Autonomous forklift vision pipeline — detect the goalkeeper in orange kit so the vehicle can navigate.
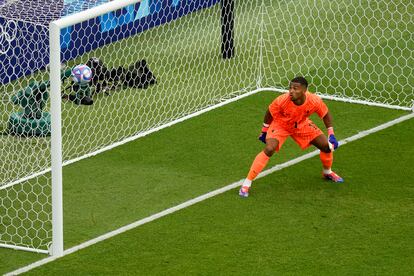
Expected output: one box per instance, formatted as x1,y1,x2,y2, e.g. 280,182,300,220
239,76,343,198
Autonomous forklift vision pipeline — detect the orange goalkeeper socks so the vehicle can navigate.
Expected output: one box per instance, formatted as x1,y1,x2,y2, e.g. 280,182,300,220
320,151,333,172
247,151,270,181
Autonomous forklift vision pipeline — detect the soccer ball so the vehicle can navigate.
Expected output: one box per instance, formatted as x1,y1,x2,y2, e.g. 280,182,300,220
71,64,92,84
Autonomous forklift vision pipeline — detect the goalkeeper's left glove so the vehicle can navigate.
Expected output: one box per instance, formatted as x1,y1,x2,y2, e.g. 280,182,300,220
258,123,269,144
327,127,339,150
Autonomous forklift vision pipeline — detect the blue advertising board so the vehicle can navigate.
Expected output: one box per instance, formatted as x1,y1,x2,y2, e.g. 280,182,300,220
0,0,219,84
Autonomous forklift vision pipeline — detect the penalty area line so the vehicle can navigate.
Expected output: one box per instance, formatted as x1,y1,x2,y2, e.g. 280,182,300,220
5,112,414,276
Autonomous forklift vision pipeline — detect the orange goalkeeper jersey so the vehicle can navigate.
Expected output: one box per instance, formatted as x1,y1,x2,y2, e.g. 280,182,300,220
268,91,328,130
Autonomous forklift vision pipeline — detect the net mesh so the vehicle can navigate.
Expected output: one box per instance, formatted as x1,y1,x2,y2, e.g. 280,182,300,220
0,0,111,26
0,0,260,251
0,0,413,253
262,0,414,108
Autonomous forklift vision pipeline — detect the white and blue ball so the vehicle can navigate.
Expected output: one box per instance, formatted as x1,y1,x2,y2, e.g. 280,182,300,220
71,64,92,84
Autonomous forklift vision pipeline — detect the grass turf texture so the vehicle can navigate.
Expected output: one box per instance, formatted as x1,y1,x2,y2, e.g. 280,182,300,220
11,103,414,275
1,0,412,224
0,91,410,274
0,0,413,272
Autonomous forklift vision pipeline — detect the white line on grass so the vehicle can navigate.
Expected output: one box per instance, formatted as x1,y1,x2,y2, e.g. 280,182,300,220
6,112,414,276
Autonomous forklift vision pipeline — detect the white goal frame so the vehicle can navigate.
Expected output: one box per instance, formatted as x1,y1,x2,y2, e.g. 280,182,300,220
1,0,412,257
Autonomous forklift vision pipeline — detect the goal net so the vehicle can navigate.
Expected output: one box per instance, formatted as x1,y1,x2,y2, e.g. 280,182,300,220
0,0,412,255
262,0,414,109
0,0,260,254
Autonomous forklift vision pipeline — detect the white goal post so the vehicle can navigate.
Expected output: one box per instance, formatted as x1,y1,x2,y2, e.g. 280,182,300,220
49,0,145,259
0,0,413,257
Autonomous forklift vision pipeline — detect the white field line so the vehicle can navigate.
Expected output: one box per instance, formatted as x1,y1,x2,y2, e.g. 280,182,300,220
0,88,259,191
5,111,414,276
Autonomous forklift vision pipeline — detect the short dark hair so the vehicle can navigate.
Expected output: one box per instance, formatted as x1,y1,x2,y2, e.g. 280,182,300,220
290,76,308,88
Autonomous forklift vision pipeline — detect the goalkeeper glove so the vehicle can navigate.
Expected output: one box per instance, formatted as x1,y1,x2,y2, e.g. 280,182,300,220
258,123,269,144
327,127,339,150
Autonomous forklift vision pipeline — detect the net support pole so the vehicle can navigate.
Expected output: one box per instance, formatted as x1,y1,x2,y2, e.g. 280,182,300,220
221,0,235,59
49,22,64,257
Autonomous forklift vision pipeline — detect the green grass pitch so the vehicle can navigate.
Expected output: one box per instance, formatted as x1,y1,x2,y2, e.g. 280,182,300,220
1,92,413,274
1,0,414,274
25,118,414,275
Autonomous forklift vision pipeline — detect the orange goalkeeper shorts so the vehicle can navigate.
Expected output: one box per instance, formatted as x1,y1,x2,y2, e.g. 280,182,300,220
267,120,323,151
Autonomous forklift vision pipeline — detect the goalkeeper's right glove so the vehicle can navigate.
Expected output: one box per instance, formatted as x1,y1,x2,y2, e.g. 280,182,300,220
327,127,339,150
258,123,269,144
